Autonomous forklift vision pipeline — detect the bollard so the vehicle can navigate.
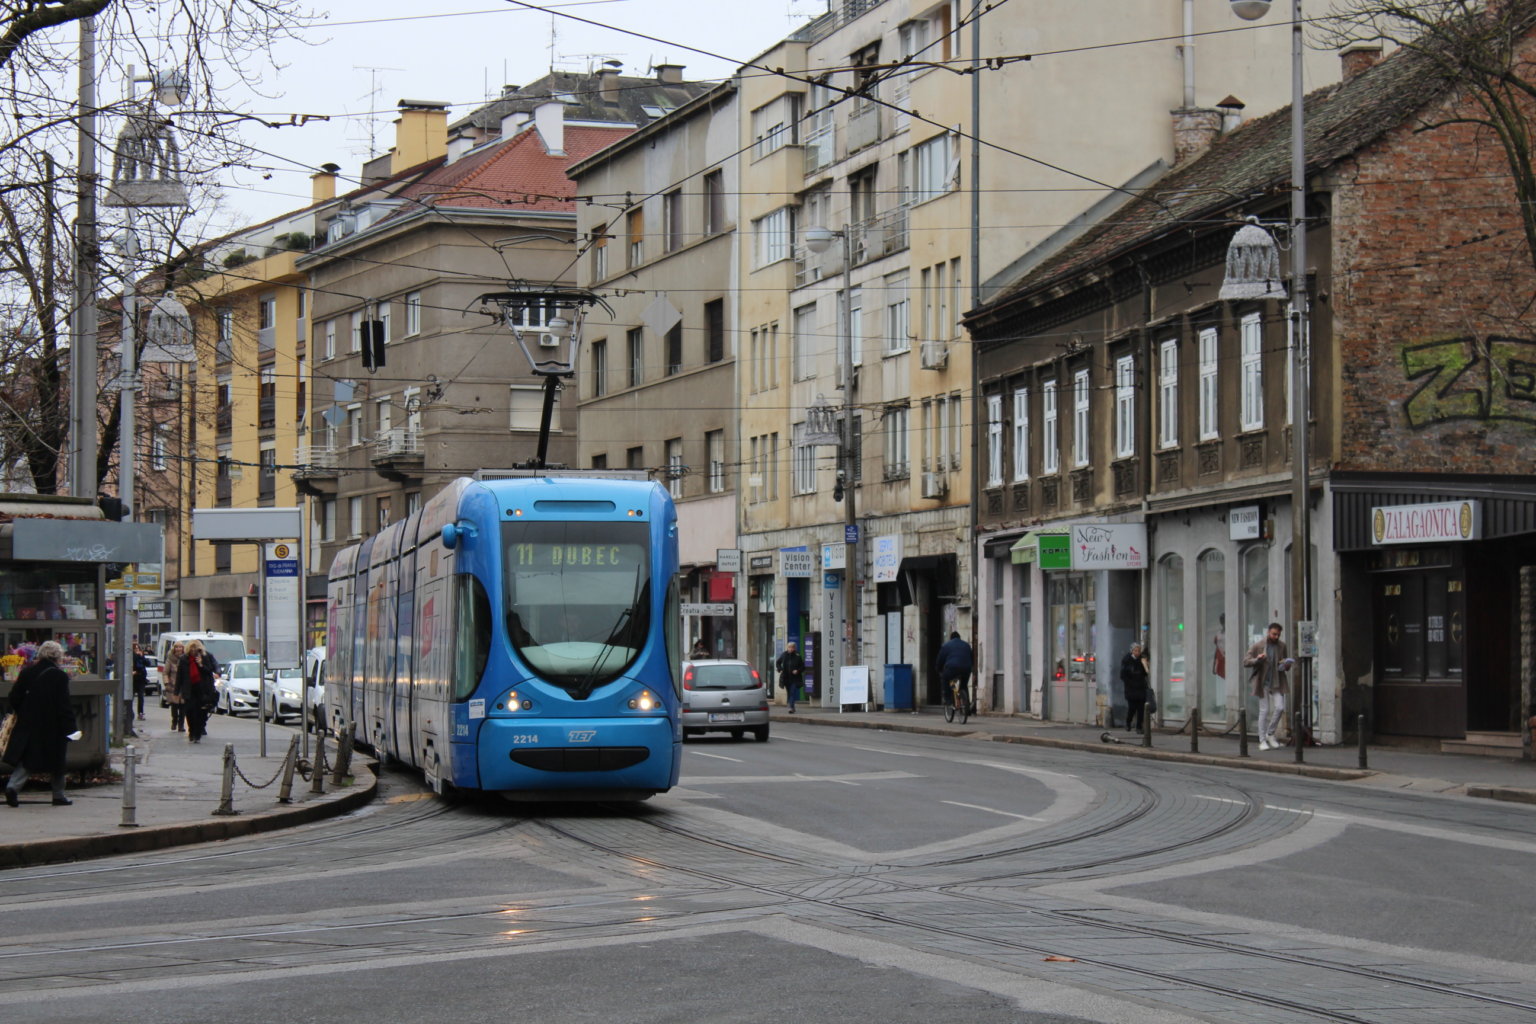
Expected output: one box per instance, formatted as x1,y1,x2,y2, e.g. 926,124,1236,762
1357,712,1368,769
330,724,354,787
212,743,239,816
310,729,326,794
1190,707,1200,754
1293,711,1305,764
1238,708,1249,758
119,744,140,828
277,734,300,804
1141,699,1153,748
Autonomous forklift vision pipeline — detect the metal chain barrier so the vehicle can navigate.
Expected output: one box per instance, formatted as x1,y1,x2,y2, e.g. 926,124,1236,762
228,748,293,790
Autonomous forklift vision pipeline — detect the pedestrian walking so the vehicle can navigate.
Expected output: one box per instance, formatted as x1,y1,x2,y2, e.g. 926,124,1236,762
1243,622,1294,750
776,641,805,713
177,639,220,744
1120,642,1150,732
3,640,79,807
163,641,187,732
131,641,149,721
935,630,974,711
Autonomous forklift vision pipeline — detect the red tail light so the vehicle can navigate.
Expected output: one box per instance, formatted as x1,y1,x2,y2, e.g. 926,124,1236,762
750,666,760,682
682,667,694,690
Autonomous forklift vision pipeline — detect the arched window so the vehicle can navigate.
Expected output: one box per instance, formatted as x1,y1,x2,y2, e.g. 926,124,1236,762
1198,549,1227,722
1159,553,1186,718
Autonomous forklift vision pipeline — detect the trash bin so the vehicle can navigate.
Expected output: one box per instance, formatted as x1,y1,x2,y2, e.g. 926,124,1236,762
883,663,914,711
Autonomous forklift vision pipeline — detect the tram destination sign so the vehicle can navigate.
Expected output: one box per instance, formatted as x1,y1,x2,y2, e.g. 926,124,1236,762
1370,500,1480,545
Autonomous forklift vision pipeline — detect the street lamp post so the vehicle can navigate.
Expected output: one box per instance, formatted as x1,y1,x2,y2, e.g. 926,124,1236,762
103,66,191,741
1223,0,1311,756
801,225,860,705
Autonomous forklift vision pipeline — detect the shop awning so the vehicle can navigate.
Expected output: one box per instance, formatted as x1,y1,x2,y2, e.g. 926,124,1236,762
1010,530,1070,568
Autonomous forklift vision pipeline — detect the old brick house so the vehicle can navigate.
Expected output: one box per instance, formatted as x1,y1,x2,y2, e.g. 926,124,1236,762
966,38,1536,751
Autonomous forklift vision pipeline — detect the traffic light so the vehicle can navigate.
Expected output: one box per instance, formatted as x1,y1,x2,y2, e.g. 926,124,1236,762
98,495,128,520
360,319,385,371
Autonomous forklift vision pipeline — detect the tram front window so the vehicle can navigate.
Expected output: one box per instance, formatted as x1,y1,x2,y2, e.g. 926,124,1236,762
502,521,651,694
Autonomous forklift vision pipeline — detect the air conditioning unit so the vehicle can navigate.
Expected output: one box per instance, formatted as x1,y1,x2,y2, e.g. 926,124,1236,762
920,339,949,370
921,471,948,499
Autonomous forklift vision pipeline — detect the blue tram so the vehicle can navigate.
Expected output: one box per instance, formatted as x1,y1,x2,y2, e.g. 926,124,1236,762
324,473,683,800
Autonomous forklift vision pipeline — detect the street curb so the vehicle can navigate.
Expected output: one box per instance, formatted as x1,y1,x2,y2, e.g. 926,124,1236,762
773,713,1374,782
0,762,378,870
1465,784,1536,806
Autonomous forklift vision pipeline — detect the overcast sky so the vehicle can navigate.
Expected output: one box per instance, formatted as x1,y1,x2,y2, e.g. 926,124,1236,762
210,0,821,227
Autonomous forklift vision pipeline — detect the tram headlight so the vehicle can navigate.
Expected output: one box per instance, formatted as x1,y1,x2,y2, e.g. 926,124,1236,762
500,690,533,711
628,690,659,711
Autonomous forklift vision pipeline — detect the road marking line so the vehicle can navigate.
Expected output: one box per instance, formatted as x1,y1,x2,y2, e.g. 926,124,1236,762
690,751,743,762
943,800,1043,821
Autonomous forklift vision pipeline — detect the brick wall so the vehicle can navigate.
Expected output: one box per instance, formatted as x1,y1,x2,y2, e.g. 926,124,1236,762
1330,64,1536,473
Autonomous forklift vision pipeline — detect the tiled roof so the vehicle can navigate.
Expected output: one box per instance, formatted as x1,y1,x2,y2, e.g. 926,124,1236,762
974,41,1457,317
453,70,713,133
389,124,634,215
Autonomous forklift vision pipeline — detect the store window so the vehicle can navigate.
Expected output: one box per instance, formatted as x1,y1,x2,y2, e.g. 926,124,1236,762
1198,549,1227,723
1159,553,1186,718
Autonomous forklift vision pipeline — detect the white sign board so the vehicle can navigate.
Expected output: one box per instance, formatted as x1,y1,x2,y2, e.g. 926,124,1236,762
1070,523,1147,570
780,549,816,578
821,543,845,570
1370,500,1480,545
716,548,741,573
1229,505,1261,541
193,507,303,541
264,542,302,669
681,602,734,617
838,665,870,705
872,535,902,583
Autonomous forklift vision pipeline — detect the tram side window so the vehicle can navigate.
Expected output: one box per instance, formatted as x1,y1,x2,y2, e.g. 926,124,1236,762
452,573,492,701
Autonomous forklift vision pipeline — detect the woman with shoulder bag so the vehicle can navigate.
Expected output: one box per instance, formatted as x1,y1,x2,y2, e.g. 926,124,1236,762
177,640,220,744
163,641,187,732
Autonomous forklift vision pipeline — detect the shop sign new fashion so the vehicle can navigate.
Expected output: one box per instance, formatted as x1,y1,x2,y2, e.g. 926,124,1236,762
1071,524,1147,570
1370,500,1480,545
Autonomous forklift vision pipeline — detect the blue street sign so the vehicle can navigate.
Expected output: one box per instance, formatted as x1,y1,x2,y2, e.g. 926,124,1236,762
845,523,860,544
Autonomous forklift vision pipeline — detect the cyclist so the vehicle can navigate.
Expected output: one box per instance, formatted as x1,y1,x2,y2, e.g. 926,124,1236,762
935,630,974,713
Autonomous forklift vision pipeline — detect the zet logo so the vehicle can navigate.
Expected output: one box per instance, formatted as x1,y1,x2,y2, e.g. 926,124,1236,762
567,729,597,743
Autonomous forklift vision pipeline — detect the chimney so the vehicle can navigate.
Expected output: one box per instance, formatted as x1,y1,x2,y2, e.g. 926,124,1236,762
597,60,623,104
1217,95,1246,134
1340,42,1383,82
391,99,450,173
533,100,565,156
654,63,685,85
500,109,531,138
446,128,478,165
1171,106,1221,164
311,162,341,204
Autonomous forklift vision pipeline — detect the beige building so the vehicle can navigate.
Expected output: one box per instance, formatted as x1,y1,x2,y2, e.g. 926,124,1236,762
568,82,741,658
732,0,1340,705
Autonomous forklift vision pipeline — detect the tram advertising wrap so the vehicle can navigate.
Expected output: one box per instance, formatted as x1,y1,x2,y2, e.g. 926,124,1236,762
325,475,682,800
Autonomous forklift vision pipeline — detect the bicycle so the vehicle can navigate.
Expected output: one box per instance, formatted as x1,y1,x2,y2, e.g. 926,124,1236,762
943,677,969,725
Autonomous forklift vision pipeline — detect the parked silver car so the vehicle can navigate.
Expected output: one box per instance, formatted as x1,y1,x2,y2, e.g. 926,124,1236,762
680,659,769,742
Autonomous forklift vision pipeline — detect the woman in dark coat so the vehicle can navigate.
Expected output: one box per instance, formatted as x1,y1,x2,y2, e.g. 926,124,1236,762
4,640,78,807
163,641,187,732
1120,642,1150,733
176,639,220,744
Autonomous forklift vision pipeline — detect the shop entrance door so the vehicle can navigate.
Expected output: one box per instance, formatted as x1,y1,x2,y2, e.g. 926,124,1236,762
1046,573,1096,723
1373,559,1466,737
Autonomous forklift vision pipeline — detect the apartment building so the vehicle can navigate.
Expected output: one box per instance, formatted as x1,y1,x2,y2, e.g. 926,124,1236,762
732,0,1334,706
568,82,741,658
968,40,1536,750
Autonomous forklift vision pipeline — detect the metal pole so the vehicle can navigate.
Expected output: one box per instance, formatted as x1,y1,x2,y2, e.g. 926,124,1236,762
1294,710,1305,763
1142,694,1153,747
310,728,326,794
1238,707,1249,757
1287,0,1313,753
257,544,268,758
116,207,139,745
1357,712,1367,769
70,17,99,500
1190,706,1200,754
532,373,560,469
119,744,139,827
841,227,859,714
213,742,237,815
277,733,300,803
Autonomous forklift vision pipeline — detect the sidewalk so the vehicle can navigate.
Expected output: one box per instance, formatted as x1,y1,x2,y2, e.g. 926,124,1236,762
0,711,375,869
4,702,1531,871
771,703,1536,803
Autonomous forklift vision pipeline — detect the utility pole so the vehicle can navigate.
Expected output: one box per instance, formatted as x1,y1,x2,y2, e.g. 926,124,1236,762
70,17,98,500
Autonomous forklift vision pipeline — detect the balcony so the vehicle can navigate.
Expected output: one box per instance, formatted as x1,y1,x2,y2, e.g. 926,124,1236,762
293,444,339,478
258,395,275,429
215,476,231,507
215,406,232,435
851,206,908,264
370,428,424,481
803,123,836,176
846,102,881,153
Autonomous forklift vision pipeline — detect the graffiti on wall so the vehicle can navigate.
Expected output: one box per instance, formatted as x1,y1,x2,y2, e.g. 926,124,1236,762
1402,336,1536,428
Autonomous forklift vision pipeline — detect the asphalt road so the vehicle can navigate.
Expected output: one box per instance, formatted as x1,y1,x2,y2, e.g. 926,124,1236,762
2,723,1534,1023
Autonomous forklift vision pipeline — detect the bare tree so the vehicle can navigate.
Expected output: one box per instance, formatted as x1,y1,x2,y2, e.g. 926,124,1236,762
0,0,313,493
1322,0,1536,274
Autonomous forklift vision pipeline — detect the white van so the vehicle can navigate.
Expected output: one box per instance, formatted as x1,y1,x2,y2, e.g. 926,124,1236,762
155,631,248,705
303,646,326,731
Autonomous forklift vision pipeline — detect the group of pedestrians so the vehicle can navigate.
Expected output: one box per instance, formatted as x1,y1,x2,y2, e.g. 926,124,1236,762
2,637,223,809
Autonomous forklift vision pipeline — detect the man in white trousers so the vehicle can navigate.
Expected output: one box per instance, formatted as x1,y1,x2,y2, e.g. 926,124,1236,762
1243,622,1293,750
